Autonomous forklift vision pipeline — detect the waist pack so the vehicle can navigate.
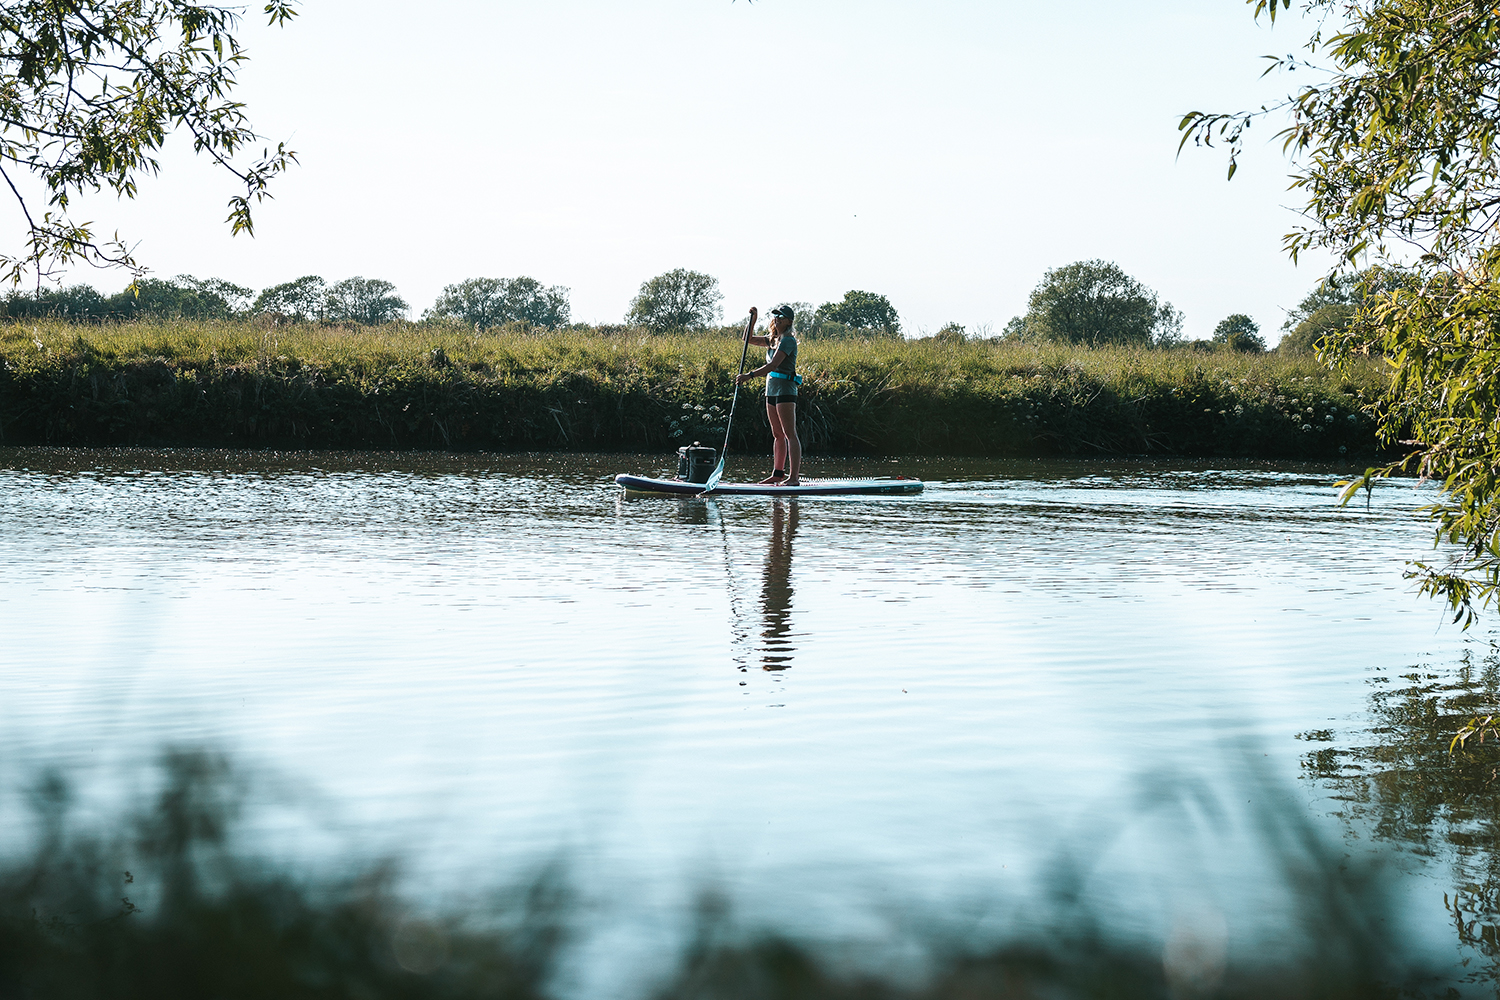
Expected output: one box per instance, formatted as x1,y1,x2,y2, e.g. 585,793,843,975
767,371,803,385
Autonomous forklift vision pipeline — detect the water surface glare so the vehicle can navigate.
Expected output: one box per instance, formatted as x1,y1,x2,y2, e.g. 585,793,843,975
0,449,1481,986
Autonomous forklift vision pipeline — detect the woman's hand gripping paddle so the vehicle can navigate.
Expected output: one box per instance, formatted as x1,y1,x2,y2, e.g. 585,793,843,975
700,306,756,495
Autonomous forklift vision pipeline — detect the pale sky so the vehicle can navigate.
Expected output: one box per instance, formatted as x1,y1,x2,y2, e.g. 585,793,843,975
26,0,1339,339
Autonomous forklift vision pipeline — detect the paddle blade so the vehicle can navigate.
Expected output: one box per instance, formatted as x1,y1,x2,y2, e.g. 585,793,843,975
700,458,725,495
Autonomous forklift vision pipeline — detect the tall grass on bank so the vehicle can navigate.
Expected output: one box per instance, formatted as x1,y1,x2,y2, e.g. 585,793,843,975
0,750,1438,1000
0,320,1388,456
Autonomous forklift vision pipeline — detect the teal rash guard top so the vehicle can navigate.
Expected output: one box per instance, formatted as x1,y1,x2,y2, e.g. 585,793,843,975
767,333,797,378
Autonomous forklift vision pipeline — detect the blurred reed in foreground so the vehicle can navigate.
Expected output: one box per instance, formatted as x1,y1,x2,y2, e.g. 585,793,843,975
0,751,563,1000
0,749,1449,1000
0,320,1384,456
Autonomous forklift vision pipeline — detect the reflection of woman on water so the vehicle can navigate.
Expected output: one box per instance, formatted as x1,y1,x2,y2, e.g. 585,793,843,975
735,304,802,486
759,499,798,670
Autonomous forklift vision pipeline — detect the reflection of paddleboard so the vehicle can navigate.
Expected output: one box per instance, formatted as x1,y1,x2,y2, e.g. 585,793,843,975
614,474,924,498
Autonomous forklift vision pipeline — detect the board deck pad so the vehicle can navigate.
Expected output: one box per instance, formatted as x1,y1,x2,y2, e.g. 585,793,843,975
615,474,924,497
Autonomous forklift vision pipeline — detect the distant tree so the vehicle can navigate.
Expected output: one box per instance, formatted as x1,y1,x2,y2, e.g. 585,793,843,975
253,276,328,322
324,277,408,325
2,284,106,320
1019,260,1182,347
1211,313,1266,353
932,322,968,344
425,277,570,329
102,275,246,319
426,278,506,328
1278,304,1350,355
813,290,901,337
626,269,722,331
105,279,179,318
1156,313,1187,348
1277,274,1358,355
176,275,253,316
54,284,107,319
1000,315,1029,342
1276,268,1412,354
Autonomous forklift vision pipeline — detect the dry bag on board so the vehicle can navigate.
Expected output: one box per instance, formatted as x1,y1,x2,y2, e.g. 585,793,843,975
677,443,717,484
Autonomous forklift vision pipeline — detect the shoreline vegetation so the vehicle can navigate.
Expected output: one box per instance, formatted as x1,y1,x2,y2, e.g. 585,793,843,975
1,750,1432,999
0,319,1385,457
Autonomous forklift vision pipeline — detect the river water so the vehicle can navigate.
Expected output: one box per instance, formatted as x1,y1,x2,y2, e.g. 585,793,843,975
1,448,1492,991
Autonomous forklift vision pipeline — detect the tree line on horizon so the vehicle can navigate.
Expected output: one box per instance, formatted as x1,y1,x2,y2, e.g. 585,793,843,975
0,261,1367,354
0,267,911,339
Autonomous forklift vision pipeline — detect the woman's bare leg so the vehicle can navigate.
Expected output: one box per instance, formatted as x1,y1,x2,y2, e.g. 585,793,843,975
759,401,788,483
777,402,801,485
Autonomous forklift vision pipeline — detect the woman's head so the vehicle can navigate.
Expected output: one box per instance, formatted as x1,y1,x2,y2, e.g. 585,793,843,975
770,304,795,336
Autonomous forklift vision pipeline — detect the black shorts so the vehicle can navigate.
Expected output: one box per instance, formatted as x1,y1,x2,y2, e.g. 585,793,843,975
766,394,797,408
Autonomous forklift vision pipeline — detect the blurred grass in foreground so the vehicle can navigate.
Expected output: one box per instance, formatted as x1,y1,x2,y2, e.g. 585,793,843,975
0,750,1447,1000
0,320,1385,456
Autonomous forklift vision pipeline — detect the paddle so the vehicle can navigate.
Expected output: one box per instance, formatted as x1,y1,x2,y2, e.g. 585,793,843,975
700,306,757,495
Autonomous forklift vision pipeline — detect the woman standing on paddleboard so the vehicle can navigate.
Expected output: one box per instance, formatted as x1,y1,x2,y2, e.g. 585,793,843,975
735,304,802,486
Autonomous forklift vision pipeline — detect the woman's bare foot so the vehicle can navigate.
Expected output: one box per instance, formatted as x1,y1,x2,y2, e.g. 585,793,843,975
757,473,785,485
783,478,801,487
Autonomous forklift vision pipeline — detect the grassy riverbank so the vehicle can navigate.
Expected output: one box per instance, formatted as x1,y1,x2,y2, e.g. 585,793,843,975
0,320,1387,456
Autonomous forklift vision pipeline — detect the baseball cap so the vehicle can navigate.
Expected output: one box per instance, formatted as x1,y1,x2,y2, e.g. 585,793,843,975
770,305,795,320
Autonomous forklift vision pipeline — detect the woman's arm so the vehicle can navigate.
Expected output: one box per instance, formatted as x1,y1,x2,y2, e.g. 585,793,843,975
737,350,787,383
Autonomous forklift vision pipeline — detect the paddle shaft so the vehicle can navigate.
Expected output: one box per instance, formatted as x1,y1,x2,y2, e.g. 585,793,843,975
720,310,756,460
701,308,757,494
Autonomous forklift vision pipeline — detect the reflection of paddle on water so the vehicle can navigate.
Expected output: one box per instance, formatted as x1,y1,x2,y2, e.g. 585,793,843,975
759,499,798,671
711,500,754,676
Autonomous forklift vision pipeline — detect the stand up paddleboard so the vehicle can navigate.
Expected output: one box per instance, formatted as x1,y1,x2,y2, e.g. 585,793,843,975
619,443,924,498
615,473,924,498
